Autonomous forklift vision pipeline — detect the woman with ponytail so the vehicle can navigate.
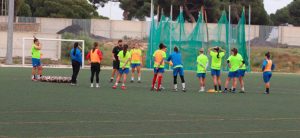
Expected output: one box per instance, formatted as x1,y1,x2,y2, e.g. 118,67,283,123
112,44,131,90
70,42,82,85
208,46,226,92
262,52,275,94
86,42,103,88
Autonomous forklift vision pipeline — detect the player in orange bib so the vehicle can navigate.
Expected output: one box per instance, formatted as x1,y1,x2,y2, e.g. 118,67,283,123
262,52,275,94
130,43,143,83
86,42,103,88
151,43,167,91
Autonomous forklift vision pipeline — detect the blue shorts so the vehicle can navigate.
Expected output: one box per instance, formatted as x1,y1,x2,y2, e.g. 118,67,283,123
239,69,246,77
211,69,221,77
32,58,41,67
263,72,272,83
197,73,206,78
228,71,239,78
131,63,141,68
173,67,184,76
119,68,130,74
154,68,165,74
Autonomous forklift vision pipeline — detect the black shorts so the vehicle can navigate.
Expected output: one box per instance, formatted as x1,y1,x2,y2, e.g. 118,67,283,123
113,60,120,69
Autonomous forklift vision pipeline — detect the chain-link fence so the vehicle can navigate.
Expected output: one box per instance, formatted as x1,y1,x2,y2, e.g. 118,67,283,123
0,16,300,72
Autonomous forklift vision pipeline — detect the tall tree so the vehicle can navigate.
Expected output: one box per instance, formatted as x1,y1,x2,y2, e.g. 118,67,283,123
271,0,300,26
107,0,270,24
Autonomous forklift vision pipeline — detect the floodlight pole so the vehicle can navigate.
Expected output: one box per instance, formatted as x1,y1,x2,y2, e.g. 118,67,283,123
169,5,173,70
228,5,231,55
5,0,14,64
149,0,154,68
248,5,251,71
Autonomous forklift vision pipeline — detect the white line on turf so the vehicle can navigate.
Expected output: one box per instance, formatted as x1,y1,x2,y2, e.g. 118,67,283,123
39,129,300,138
1,117,300,125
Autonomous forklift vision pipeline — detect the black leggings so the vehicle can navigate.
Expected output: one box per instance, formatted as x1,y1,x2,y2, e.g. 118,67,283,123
91,63,101,83
174,75,185,84
71,60,81,84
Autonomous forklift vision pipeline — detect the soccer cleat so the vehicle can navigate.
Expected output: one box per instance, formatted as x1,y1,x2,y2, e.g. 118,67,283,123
90,84,94,88
173,88,178,92
130,80,134,83
121,86,126,90
264,92,269,94
112,85,117,89
231,91,236,94
222,90,228,93
110,78,114,83
70,83,76,86
182,88,186,92
138,80,141,83
96,84,100,88
150,87,155,91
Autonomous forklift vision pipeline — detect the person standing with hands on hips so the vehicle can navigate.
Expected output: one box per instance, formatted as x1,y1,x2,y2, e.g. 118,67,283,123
86,42,103,88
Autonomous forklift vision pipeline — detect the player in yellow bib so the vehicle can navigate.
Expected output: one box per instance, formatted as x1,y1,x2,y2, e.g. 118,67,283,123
151,43,167,91
31,38,43,81
237,53,247,93
196,48,209,92
223,48,244,93
208,46,226,92
113,45,131,90
130,43,143,83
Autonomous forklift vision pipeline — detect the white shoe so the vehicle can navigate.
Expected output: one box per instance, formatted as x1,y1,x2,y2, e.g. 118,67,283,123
90,84,94,88
199,89,204,92
96,84,100,88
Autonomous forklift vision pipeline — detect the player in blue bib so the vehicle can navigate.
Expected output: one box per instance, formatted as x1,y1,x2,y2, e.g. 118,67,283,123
167,46,186,92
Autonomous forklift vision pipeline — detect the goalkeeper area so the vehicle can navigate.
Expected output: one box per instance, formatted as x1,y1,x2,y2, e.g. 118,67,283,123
0,67,300,137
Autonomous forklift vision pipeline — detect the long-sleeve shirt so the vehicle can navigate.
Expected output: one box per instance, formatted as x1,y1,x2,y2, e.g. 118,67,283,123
86,49,103,63
167,52,183,68
70,48,82,64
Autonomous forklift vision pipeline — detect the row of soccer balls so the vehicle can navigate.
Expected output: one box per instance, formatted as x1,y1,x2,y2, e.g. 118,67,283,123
40,76,71,83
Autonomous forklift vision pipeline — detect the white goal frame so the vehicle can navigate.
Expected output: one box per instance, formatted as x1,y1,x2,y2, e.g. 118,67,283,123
22,37,85,68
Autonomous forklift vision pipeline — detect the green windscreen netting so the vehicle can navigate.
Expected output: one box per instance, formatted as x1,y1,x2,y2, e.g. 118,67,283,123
146,9,250,71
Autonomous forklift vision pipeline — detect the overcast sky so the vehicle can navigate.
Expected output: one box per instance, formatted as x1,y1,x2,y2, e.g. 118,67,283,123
97,0,293,20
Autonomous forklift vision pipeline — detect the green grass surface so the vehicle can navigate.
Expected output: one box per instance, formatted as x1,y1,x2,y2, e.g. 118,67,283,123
0,67,300,138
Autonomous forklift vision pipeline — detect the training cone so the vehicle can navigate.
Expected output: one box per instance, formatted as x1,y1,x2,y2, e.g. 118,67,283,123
207,89,217,93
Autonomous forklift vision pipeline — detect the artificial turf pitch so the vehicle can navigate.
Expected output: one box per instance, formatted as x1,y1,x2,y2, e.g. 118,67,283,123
0,67,300,138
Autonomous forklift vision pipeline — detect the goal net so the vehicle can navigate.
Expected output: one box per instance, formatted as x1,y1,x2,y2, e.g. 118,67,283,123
22,37,85,68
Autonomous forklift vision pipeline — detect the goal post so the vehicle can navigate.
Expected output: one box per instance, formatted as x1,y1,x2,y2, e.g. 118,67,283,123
22,37,85,68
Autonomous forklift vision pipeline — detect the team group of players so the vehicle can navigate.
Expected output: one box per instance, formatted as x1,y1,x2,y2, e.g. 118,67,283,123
31,38,275,94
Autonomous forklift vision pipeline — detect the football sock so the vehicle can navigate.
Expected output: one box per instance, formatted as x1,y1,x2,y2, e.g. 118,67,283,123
131,77,134,81
157,76,163,90
219,86,222,91
174,84,178,89
241,87,245,91
232,88,236,92
152,74,158,88
180,76,185,83
266,88,269,93
224,88,228,90
173,76,177,84
214,85,217,91
182,83,186,89
138,77,141,81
